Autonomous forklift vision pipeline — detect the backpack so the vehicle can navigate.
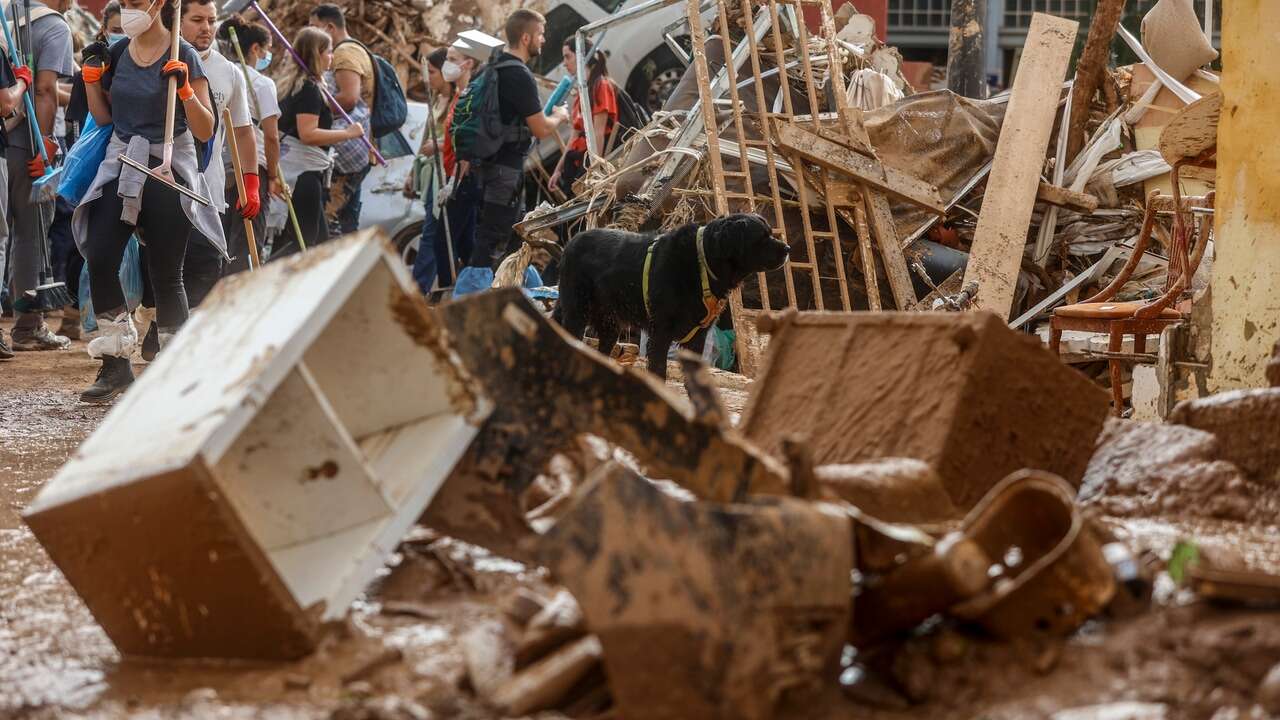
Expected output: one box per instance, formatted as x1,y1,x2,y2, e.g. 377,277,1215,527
607,79,649,153
336,39,407,138
451,57,532,163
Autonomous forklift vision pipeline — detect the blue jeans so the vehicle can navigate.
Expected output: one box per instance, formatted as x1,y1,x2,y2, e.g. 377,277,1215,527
412,173,479,295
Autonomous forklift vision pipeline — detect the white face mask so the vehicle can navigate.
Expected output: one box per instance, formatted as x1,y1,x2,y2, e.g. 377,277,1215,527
119,1,157,38
441,60,462,82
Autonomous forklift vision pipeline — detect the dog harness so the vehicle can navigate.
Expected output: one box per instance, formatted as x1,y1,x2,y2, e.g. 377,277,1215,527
642,226,726,344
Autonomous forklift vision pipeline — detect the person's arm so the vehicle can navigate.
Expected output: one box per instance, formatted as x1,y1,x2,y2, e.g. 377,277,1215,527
548,149,566,188
526,105,567,140
333,68,361,113
590,111,608,157
33,68,57,139
234,124,256,173
0,66,30,116
184,78,215,141
263,114,281,195
519,71,565,139
84,71,111,125
297,112,363,146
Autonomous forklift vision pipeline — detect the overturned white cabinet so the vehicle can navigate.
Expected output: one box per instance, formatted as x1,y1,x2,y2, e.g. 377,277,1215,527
24,232,489,659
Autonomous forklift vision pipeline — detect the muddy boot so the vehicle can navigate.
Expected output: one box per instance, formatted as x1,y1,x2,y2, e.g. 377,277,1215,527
59,307,82,341
81,355,135,404
141,321,159,362
82,312,138,404
11,322,71,351
0,329,13,360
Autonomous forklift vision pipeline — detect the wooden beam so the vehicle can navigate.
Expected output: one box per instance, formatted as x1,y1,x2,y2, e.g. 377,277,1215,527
1066,0,1127,162
772,118,946,214
860,192,918,309
962,13,1078,319
1036,181,1099,214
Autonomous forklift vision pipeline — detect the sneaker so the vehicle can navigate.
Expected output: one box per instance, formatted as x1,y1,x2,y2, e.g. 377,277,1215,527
0,330,13,360
80,355,134,404
11,324,71,351
59,308,82,341
141,321,159,362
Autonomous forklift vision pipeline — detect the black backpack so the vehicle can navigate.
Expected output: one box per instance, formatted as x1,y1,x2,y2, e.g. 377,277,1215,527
608,79,649,151
452,57,532,163
337,39,408,138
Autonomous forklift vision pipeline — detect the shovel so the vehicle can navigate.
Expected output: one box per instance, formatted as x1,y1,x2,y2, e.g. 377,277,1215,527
223,106,260,270
119,0,211,207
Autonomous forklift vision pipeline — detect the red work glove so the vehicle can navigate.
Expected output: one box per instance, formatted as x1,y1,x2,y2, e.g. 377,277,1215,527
162,60,194,101
12,65,32,89
238,172,261,219
27,136,57,178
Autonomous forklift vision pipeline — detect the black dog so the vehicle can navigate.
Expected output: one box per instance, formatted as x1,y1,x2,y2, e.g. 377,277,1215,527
554,213,790,379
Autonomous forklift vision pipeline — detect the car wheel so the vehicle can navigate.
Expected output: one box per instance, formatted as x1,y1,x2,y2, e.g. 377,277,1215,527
394,222,424,270
627,46,686,114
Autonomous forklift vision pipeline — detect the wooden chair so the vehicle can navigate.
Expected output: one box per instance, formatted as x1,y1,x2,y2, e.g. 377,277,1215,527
1049,176,1214,414
1051,90,1219,415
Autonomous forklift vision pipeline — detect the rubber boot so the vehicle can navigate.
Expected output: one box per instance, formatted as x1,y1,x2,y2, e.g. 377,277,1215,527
59,307,82,341
81,312,138,404
81,355,135,404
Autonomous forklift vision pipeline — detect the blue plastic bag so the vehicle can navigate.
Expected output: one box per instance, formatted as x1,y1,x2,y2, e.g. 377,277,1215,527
80,236,144,333
59,116,113,205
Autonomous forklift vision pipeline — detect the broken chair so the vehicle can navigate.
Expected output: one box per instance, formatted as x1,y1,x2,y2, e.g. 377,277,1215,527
1050,183,1214,414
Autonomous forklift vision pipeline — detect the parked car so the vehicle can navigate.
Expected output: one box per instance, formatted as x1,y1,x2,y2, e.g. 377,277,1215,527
360,101,430,269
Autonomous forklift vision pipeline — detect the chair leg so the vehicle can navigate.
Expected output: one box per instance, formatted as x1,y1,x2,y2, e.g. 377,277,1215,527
1050,325,1063,355
1108,328,1124,416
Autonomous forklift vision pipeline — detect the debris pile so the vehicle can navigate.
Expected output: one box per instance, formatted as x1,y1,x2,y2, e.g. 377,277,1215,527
520,0,1220,400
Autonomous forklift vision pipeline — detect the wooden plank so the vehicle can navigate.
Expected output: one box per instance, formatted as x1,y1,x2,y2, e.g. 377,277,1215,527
962,13,1078,319
772,118,946,214
851,200,882,311
1036,181,1099,214
861,191,918,309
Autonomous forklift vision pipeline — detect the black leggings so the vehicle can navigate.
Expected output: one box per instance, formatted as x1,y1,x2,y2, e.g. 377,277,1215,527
82,176,194,330
271,170,327,260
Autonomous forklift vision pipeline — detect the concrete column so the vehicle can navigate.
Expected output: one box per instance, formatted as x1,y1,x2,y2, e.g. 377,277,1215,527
946,0,987,98
1209,1,1280,390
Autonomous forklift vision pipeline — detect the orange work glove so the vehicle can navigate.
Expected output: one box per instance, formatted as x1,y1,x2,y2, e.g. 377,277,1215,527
82,64,107,85
161,59,194,101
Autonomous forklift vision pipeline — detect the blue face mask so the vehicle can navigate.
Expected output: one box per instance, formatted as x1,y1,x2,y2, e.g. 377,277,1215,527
107,33,126,45
255,52,272,71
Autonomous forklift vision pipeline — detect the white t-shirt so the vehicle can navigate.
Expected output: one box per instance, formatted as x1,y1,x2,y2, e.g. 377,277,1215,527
199,48,252,211
222,65,281,173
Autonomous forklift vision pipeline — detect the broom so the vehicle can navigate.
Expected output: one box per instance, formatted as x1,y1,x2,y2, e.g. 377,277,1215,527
6,0,71,313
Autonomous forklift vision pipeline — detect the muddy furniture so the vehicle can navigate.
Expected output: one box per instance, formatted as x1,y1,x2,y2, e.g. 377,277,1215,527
741,310,1111,510
23,233,488,660
1050,93,1219,415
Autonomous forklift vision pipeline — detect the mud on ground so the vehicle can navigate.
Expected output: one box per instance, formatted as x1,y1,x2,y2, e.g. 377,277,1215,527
2,317,1280,719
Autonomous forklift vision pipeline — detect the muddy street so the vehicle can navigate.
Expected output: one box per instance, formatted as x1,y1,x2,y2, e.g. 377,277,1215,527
4,316,1280,719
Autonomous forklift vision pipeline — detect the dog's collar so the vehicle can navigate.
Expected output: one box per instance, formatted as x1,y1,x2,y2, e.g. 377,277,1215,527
642,226,726,345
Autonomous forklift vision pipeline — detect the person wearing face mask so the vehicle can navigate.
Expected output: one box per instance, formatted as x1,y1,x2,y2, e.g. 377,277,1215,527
408,43,478,297
452,10,567,296
3,0,76,352
215,14,279,277
171,0,254,345
271,26,364,258
75,0,218,403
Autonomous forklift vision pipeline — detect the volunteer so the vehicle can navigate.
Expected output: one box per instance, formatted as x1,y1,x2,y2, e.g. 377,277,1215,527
408,42,478,297
216,14,279,273
75,0,218,403
271,26,363,258
548,41,617,196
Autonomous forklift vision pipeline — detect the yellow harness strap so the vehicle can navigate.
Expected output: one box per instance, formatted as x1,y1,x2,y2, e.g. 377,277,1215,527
642,226,725,344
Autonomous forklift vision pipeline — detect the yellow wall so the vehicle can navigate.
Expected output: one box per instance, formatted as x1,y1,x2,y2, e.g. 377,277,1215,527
1209,1,1280,390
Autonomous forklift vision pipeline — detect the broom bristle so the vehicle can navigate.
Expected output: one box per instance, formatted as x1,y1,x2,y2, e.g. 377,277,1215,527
14,280,73,314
